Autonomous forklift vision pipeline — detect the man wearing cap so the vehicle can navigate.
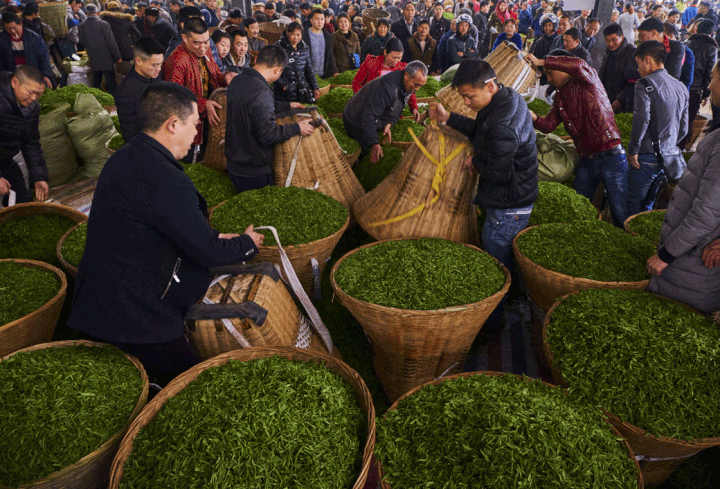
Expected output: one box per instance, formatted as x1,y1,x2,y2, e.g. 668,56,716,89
79,4,122,94
146,7,178,49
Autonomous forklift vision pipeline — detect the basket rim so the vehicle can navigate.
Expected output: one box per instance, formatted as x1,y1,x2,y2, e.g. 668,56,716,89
512,224,651,288
1,339,149,488
376,370,644,489
362,7,390,18
0,201,88,224
0,258,68,336
330,237,511,315
56,221,84,278
108,346,376,489
541,290,720,448
623,209,664,243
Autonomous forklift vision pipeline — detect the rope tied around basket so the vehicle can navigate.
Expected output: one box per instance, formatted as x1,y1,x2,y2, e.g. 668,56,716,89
369,120,467,227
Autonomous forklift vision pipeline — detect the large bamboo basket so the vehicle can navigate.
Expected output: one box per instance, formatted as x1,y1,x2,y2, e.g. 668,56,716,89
259,22,285,45
330,239,511,402
376,371,644,489
0,259,67,358
200,88,227,172
346,149,361,166
38,1,68,38
113,60,133,86
186,263,337,360
108,347,376,489
541,292,720,487
56,222,84,279
273,110,365,211
688,114,708,148
361,8,389,37
484,41,539,95
2,340,148,489
353,122,479,245
436,84,476,119
317,83,332,98
624,209,664,245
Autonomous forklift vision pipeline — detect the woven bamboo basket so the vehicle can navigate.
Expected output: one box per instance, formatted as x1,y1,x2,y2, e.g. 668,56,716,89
346,149,361,166
416,96,436,104
376,371,644,489
541,292,720,487
317,84,332,98
330,239,510,402
259,22,285,45
353,122,479,245
2,340,148,489
201,88,227,172
388,141,412,150
38,1,68,38
329,83,353,90
108,347,376,489
114,60,133,86
273,110,365,211
624,209,664,245
56,221,84,279
185,263,337,360
484,41,539,95
362,8,389,37
688,114,708,148
436,84,476,119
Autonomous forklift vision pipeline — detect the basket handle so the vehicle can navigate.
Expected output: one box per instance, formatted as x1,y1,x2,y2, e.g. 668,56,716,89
209,261,281,281
0,190,16,209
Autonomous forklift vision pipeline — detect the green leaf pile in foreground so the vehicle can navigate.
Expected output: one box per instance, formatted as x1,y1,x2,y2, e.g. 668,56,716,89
60,222,87,268
181,163,237,208
0,261,60,326
334,238,506,310
326,117,361,154
388,118,425,142
119,357,365,489
39,85,114,111
317,87,354,114
528,181,598,226
0,214,77,266
353,144,403,191
547,289,720,440
626,210,665,243
375,373,639,488
315,73,330,88
326,69,358,85
414,77,449,98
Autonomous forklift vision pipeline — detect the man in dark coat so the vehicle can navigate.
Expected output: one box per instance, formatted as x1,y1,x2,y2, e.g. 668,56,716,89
403,20,439,74
473,1,491,57
391,2,418,45
79,4,122,94
429,3,451,43
101,4,143,62
684,19,718,148
529,13,557,61
562,27,592,64
0,66,49,206
637,17,684,81
303,9,338,78
0,12,54,87
225,45,315,191
599,23,639,114
115,36,165,141
145,7,178,49
68,82,265,386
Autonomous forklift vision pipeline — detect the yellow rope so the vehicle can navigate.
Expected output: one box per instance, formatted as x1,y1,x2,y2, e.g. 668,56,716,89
369,121,468,227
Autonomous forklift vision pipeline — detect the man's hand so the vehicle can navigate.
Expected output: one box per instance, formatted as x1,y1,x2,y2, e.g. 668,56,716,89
43,76,52,88
462,156,476,175
290,102,305,109
206,100,222,126
646,254,669,276
628,154,640,169
313,89,320,101
382,123,392,145
611,100,621,112
702,97,709,107
529,109,537,123
457,51,464,57
370,144,384,164
524,53,544,67
244,225,265,248
117,59,122,65
219,233,240,239
0,178,10,195
34,181,49,201
224,72,237,85
703,238,720,268
429,102,450,123
412,109,422,123
298,119,315,136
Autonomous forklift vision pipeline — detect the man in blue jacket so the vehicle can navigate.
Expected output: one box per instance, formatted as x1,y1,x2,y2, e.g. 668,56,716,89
0,12,53,88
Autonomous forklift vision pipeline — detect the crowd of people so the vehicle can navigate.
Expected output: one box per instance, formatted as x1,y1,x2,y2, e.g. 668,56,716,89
1,0,720,380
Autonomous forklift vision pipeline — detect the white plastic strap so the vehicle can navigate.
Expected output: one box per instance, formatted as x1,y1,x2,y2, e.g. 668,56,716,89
254,225,334,354
526,77,541,103
436,362,459,379
284,113,313,188
202,274,253,348
635,454,695,463
0,190,16,209
512,63,532,91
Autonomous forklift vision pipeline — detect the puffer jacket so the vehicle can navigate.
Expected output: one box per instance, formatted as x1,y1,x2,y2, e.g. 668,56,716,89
100,10,142,61
447,32,478,66
447,85,538,209
598,38,639,113
274,35,319,103
687,33,718,96
648,122,720,313
360,31,394,61
529,32,556,60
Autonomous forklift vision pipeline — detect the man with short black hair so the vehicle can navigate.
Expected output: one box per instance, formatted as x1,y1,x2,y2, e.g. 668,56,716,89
599,23,639,113
549,13,571,51
563,27,591,63
404,19,439,74
22,3,45,40
79,4,123,94
220,8,243,28
638,17,684,80
201,0,222,27
264,1,278,20
244,17,266,52
430,3,451,43
581,17,601,50
304,8,338,78
0,12,53,88
391,2,418,45
145,6,178,48
68,81,264,387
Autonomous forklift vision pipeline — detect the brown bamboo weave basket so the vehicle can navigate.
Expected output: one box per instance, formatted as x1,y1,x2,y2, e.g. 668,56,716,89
2,340,148,489
273,110,365,211
376,371,644,489
436,84,476,119
38,1,68,37
415,96,436,104
330,239,510,402
541,291,720,487
346,149,361,166
317,84,332,98
108,347,376,489
484,41,539,95
329,83,353,90
186,266,336,360
362,8,389,37
259,22,285,45
688,114,708,148
388,141,413,150
624,209,664,246
56,222,84,279
353,122,479,245
201,88,227,172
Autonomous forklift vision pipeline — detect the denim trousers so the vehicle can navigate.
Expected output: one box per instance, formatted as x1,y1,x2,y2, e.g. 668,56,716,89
574,152,629,227
628,153,664,216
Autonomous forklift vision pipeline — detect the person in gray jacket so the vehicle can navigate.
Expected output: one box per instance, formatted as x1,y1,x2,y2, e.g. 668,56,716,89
646,60,720,315
79,4,122,94
627,41,689,216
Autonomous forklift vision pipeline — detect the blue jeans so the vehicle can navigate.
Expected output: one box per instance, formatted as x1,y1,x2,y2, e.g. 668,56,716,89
574,152,629,227
628,153,664,216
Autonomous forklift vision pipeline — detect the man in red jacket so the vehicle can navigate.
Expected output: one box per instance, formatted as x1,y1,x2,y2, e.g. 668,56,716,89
526,50,629,227
163,16,235,161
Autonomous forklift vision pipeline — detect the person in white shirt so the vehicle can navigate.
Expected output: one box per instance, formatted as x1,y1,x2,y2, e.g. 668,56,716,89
618,3,640,44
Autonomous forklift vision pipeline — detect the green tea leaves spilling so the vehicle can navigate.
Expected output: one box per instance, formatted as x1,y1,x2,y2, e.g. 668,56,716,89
0,345,144,487
375,374,640,488
181,163,237,208
0,261,60,326
39,85,114,111
326,69,358,85
414,77,449,98
210,186,348,246
516,221,656,282
119,356,365,489
108,115,125,150
528,182,598,226
0,213,77,265
547,289,720,440
354,144,403,191
388,118,425,142
626,210,665,243
317,87,354,115
60,222,87,268
315,74,330,88
335,238,505,310
326,117,361,154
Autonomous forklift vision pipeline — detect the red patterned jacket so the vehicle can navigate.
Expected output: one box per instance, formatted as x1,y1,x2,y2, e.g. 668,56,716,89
352,54,419,112
163,42,227,145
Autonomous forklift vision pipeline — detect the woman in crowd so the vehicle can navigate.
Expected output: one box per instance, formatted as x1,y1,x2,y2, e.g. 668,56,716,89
332,13,361,73
489,0,512,31
360,18,394,61
275,22,320,103
492,17,522,51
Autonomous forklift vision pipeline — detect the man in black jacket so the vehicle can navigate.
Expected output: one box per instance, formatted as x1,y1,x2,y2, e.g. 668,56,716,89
391,2,418,45
115,36,165,141
343,60,427,163
429,3,451,44
145,7,178,49
473,1,491,57
0,66,49,206
225,45,315,192
303,9,338,79
637,17,684,80
68,82,264,386
684,19,717,148
562,27,592,64
599,23,639,114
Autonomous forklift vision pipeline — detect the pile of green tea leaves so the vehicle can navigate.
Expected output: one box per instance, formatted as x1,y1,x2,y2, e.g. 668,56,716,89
60,222,87,268
210,186,348,246
334,238,505,310
315,74,330,88
39,84,114,112
526,98,568,138
326,117,361,154
414,77,450,98
626,210,665,243
118,356,365,489
401,104,428,118
0,261,60,326
375,373,640,488
181,163,237,208
353,144,404,191
528,182,598,226
387,118,425,142
547,289,720,440
615,112,633,149
516,220,656,282
0,213,77,266
683,152,694,163
326,69,358,85
108,115,125,151
0,345,144,487
317,87,354,115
